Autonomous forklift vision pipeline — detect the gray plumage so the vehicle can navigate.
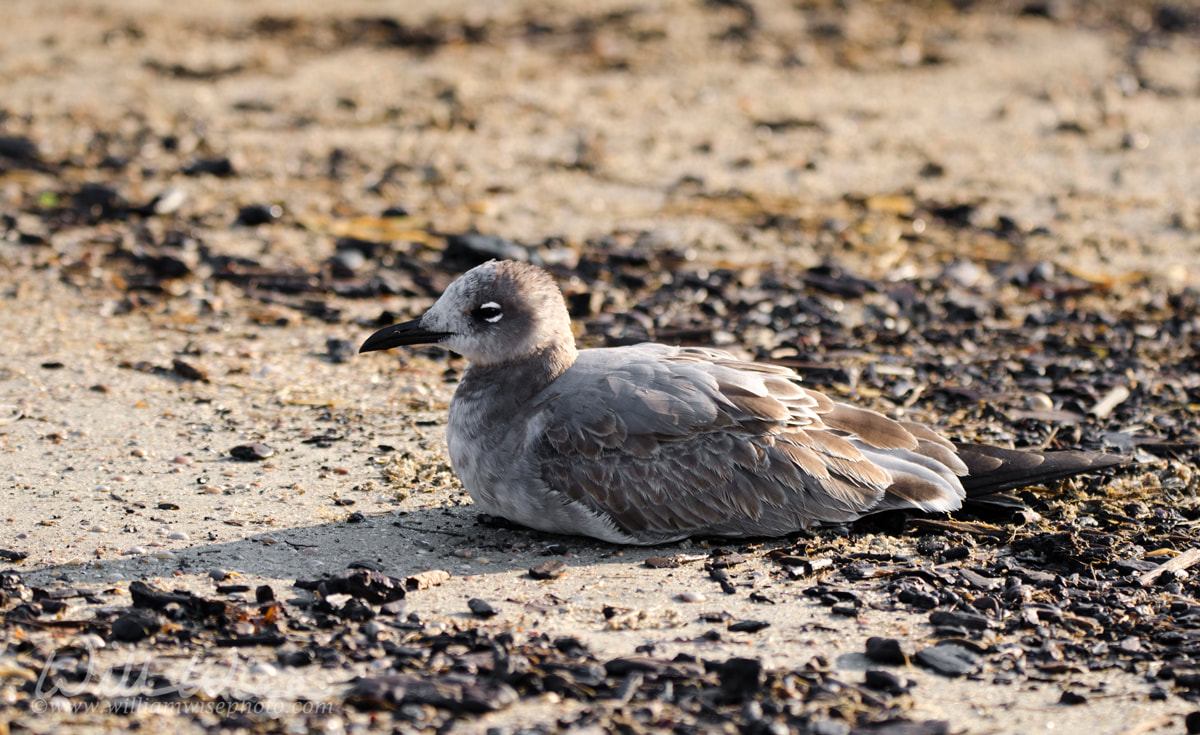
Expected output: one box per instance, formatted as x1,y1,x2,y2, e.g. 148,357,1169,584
360,260,1123,544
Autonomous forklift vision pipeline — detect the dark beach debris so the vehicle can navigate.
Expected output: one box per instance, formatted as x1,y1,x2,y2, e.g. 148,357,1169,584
0,135,42,168
235,203,282,226
109,610,162,643
0,549,28,563
1059,689,1088,705
129,580,228,621
528,559,567,579
345,673,518,713
171,358,207,382
865,637,910,666
467,598,498,618
325,337,357,363
182,156,235,177
914,643,981,677
215,632,288,648
1138,548,1200,586
1187,711,1200,734
228,443,275,461
441,232,533,268
294,568,407,605
864,669,912,696
728,619,770,633
644,555,681,569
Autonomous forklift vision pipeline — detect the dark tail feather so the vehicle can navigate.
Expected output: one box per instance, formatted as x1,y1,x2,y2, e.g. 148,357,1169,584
953,443,1128,497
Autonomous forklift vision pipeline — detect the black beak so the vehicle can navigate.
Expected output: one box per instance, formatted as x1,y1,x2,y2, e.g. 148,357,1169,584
359,318,450,353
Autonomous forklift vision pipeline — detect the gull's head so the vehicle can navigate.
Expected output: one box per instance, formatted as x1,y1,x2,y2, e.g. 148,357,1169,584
359,260,576,367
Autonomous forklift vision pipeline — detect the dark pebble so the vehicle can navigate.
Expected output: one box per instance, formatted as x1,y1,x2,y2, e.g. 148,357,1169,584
0,135,40,164
235,204,281,226
0,549,29,562
708,553,747,569
183,157,235,177
914,644,981,677
1059,690,1087,705
346,512,365,523
345,673,518,713
896,586,940,609
255,585,275,603
340,599,375,622
72,183,127,221
864,669,910,695
111,610,162,642
528,560,567,579
336,568,406,604
216,632,287,647
710,568,737,594
277,650,314,668
865,637,909,665
941,545,971,561
468,598,498,618
603,657,664,676
644,556,680,569
229,443,274,461
929,609,992,631
326,338,356,363
717,657,763,696
1186,711,1200,734
297,568,406,604
7,603,42,620
830,603,858,617
215,584,251,594
728,619,770,633
172,358,207,382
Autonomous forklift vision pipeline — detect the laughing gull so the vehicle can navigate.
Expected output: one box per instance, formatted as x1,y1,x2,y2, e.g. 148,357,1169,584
361,260,1123,544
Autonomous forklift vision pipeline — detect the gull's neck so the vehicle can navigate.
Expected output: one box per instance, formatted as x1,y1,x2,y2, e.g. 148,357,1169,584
456,339,578,413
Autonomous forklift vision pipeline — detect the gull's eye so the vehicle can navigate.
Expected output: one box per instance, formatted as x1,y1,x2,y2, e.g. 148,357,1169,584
471,301,503,324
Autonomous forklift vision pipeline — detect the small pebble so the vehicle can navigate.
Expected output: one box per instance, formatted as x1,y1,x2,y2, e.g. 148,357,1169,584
914,644,981,677
529,560,568,580
122,547,146,556
728,619,770,633
865,637,909,665
1024,392,1054,410
172,456,194,465
468,598,498,618
168,531,189,541
235,204,282,226
229,443,274,461
677,591,706,603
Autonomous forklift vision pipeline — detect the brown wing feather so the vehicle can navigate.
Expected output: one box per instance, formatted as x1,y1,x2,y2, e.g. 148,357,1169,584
822,403,919,451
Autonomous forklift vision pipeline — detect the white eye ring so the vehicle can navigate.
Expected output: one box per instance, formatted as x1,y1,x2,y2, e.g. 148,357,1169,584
476,301,503,323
